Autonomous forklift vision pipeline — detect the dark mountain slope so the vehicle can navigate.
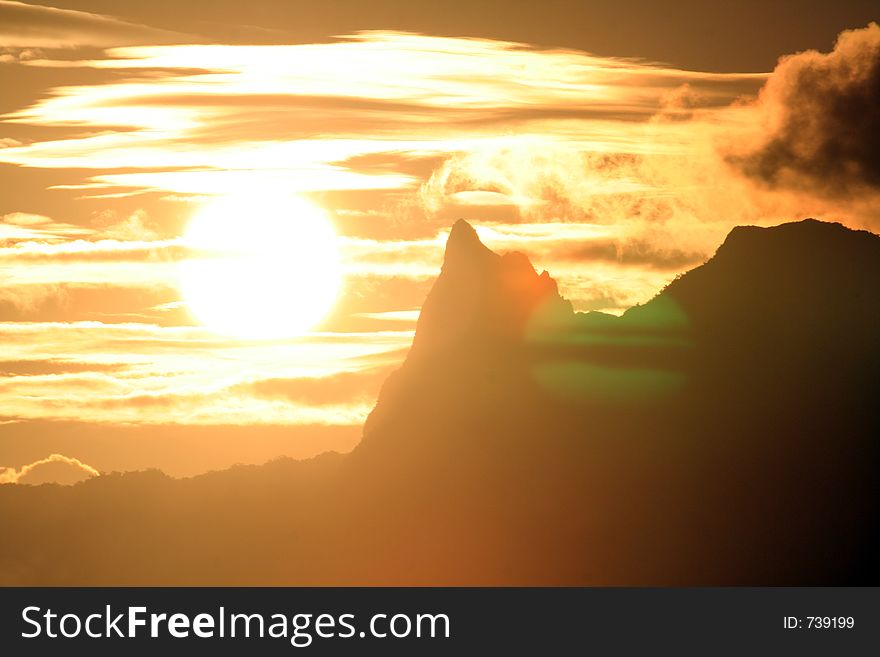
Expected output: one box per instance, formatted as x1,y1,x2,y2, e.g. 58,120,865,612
357,218,880,584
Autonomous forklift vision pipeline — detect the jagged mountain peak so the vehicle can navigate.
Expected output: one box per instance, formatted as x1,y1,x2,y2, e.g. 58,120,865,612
410,220,572,356
442,219,498,273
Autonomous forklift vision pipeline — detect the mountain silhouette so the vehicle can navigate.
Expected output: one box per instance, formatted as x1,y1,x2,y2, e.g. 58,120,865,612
0,218,877,585
408,218,572,356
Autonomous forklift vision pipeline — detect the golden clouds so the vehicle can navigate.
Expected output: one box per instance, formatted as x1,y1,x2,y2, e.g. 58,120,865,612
0,28,808,300
0,32,762,198
0,203,407,424
0,321,411,425
0,211,92,240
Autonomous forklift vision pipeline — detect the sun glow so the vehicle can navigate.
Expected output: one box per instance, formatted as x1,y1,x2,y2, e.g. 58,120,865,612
180,193,342,339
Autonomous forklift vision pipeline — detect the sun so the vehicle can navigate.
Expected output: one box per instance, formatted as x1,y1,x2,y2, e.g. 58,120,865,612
179,193,342,339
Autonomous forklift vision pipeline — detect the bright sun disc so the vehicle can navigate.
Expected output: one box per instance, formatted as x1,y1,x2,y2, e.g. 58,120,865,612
180,194,342,339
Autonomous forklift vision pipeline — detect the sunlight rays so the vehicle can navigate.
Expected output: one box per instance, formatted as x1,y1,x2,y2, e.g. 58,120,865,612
179,193,343,339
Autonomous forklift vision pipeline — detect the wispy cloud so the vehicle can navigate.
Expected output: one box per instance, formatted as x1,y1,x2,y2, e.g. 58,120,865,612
0,321,411,425
0,0,189,48
0,452,99,484
0,32,763,197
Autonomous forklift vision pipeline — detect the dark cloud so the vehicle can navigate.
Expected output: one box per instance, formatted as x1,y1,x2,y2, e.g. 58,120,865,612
729,23,880,197
550,237,705,271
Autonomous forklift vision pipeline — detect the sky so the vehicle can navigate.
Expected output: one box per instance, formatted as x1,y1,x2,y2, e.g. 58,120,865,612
1,1,878,480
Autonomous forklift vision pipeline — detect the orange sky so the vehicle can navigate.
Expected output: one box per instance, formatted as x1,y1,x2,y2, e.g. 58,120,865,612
1,1,878,480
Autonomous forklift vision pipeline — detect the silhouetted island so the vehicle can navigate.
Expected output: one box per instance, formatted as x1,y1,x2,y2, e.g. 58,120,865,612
1,218,877,585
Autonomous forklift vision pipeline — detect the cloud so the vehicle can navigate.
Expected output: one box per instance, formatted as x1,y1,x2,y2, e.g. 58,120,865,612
0,359,124,375
418,142,756,261
420,148,654,218
547,236,704,271
0,32,762,197
0,30,786,307
653,83,717,122
0,320,412,425
727,23,880,199
1,211,93,240
236,367,394,406
86,390,376,426
1,27,876,341
0,0,189,48
0,452,99,485
0,211,184,312
93,208,160,241
355,310,421,323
